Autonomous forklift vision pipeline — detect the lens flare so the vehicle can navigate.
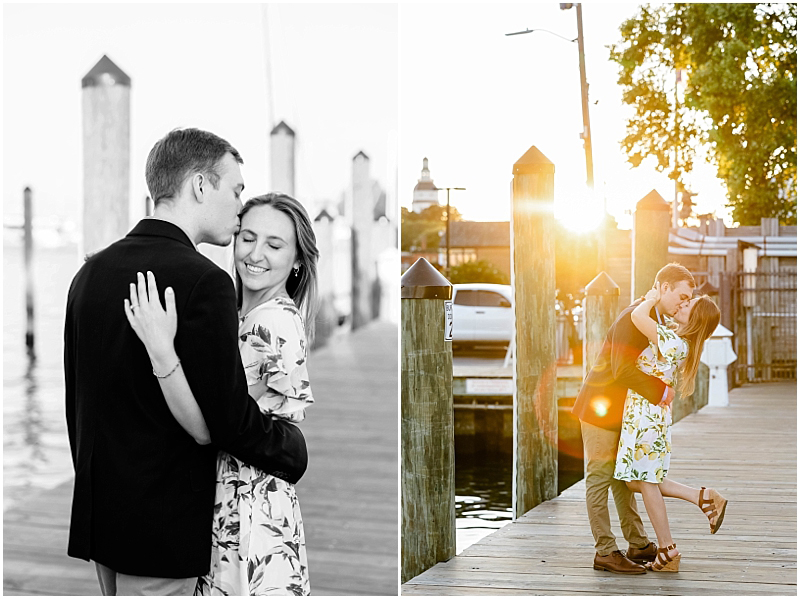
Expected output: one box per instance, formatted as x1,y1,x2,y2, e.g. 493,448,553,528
591,396,611,418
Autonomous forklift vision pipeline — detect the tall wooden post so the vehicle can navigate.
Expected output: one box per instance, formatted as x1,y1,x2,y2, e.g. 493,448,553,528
582,272,620,380
81,55,131,257
23,186,35,358
312,209,336,348
270,121,295,196
351,150,373,330
632,189,670,301
401,258,454,583
510,146,557,518
760,217,779,380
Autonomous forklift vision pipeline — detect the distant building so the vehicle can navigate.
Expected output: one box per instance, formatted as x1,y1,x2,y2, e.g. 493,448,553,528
439,221,511,276
411,158,438,213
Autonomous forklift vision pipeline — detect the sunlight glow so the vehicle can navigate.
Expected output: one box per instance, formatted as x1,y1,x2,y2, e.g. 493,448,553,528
554,185,606,233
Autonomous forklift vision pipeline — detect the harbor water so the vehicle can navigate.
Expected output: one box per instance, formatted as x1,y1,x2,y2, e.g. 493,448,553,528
4,238,80,511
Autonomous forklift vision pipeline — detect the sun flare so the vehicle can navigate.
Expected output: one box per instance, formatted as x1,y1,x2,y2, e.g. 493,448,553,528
555,188,606,234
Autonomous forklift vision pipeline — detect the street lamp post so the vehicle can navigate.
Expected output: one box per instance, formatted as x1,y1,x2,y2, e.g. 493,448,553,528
570,3,594,189
507,4,604,270
437,187,466,278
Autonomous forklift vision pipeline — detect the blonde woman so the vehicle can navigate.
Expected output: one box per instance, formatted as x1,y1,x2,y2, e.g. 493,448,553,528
613,287,727,572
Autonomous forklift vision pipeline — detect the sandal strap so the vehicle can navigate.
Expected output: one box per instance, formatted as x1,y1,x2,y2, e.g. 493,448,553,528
651,545,678,570
699,487,720,521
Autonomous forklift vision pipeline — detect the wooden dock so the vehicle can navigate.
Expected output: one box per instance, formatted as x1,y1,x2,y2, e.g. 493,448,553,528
403,381,797,596
4,321,398,596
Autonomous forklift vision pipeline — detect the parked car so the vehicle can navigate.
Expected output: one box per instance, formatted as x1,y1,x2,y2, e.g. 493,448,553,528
452,283,514,348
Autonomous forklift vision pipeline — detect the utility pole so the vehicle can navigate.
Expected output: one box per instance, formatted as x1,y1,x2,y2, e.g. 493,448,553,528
562,3,602,271
574,4,593,189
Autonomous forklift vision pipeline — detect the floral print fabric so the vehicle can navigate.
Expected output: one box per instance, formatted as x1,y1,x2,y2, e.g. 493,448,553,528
196,297,313,596
613,323,688,483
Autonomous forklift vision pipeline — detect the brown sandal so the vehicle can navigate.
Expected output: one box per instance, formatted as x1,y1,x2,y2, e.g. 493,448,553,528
645,544,681,572
699,486,728,534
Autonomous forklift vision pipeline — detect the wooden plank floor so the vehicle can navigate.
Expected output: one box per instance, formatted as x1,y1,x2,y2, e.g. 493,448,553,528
4,321,399,596
403,382,797,596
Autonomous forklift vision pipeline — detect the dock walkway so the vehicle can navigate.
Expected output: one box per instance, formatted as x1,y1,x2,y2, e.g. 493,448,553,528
403,382,797,596
4,320,398,596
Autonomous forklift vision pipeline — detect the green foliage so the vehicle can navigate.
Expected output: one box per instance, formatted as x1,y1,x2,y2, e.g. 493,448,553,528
610,3,797,225
448,259,509,285
400,205,463,252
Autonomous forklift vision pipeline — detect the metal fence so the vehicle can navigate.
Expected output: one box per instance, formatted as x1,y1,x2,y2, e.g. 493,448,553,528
730,269,797,383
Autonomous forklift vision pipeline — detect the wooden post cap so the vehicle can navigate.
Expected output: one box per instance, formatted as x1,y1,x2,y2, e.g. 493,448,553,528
82,55,131,88
585,271,620,296
401,258,452,299
270,121,295,136
314,208,334,222
636,189,670,212
512,146,555,175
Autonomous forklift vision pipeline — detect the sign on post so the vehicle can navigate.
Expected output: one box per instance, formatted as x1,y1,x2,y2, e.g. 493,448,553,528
444,300,453,341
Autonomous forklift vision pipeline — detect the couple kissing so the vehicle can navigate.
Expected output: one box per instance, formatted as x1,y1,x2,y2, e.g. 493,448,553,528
572,263,728,574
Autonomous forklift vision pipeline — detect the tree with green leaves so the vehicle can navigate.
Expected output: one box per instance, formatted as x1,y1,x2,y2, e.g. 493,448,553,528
610,3,796,225
448,259,509,285
400,205,463,252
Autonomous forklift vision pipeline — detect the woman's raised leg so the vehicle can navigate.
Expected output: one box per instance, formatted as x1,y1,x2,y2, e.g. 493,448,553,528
656,477,700,504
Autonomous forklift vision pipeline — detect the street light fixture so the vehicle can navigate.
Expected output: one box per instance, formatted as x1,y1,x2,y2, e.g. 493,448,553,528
505,28,577,43
436,187,466,278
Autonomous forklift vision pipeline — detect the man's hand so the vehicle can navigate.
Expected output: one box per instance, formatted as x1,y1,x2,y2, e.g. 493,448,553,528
659,385,675,408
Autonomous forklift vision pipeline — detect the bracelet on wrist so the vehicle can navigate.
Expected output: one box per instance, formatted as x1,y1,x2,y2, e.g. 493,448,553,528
153,359,181,379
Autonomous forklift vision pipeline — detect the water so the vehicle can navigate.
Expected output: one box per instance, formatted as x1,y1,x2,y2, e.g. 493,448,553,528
455,451,513,554
3,239,80,511
454,441,585,555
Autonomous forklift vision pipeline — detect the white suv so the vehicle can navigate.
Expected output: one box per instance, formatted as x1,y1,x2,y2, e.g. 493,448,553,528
452,283,514,347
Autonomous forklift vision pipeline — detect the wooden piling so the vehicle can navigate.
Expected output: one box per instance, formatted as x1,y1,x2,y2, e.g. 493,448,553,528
351,150,373,330
81,55,131,257
582,272,620,380
23,186,35,358
270,121,295,196
312,209,336,348
631,190,670,302
510,146,557,518
401,258,454,583
760,217,779,380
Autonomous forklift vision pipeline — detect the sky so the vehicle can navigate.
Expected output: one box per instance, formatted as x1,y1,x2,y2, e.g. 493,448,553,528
3,3,398,229
398,3,731,229
4,2,736,235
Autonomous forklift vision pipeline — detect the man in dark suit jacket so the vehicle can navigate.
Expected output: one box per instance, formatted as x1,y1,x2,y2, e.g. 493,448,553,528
572,263,695,574
65,128,306,595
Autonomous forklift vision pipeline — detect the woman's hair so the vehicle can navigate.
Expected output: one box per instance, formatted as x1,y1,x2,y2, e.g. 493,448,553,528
234,193,320,343
678,295,720,397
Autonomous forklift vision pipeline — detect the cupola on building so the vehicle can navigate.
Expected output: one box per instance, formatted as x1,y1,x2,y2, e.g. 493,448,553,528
411,158,439,213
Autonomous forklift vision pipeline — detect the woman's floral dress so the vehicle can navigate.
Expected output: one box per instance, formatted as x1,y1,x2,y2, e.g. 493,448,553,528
613,323,688,484
196,297,313,596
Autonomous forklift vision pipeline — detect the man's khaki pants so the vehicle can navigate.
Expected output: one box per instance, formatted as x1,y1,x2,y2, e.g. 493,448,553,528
94,562,196,596
580,420,650,556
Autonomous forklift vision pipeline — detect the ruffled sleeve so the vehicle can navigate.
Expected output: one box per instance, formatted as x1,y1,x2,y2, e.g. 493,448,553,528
238,300,314,423
654,323,688,366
